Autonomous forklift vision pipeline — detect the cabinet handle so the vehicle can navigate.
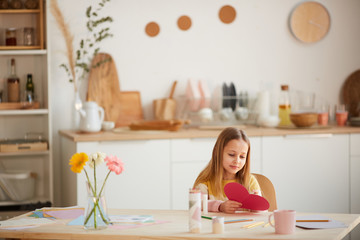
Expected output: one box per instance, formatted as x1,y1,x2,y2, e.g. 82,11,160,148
285,134,333,139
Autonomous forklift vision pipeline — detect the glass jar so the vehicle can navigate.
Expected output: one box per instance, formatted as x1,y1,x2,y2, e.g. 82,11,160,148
23,27,35,46
24,0,38,9
0,0,9,9
9,0,22,9
6,28,17,46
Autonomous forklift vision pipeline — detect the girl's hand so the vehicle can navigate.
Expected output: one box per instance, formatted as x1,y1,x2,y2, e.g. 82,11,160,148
219,200,242,213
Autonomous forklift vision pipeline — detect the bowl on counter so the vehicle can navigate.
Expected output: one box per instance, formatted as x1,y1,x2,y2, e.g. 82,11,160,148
290,112,318,127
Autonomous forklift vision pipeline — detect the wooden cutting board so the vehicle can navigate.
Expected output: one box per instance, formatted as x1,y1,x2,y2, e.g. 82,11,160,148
87,53,143,127
342,69,360,117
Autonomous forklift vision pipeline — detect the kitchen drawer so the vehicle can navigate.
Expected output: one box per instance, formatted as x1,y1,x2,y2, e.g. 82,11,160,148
170,137,261,173
350,134,360,156
170,138,215,163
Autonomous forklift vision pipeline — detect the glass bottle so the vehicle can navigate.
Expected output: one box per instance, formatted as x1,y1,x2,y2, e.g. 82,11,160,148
278,85,291,126
7,58,20,102
25,74,34,102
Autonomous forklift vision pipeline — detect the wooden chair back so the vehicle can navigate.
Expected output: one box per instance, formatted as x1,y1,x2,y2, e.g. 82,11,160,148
252,173,277,212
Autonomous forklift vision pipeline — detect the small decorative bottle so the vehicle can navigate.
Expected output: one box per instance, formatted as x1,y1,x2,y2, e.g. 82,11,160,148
7,59,20,102
278,85,291,126
25,74,35,102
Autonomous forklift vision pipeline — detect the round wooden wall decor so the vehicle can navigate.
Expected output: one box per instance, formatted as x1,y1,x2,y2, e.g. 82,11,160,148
145,22,160,37
177,15,192,31
290,1,330,43
219,5,236,24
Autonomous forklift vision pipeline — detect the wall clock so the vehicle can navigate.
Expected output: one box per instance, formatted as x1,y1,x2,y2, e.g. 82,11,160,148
290,1,330,43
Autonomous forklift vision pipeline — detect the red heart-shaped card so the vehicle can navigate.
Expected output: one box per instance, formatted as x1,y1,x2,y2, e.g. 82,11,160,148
224,182,269,211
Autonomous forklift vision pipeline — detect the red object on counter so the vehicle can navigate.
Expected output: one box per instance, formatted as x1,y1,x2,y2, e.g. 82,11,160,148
318,112,329,126
336,112,348,126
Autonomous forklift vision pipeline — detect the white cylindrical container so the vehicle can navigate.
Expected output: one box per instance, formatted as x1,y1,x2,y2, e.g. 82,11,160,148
189,189,201,233
212,216,224,234
202,193,208,214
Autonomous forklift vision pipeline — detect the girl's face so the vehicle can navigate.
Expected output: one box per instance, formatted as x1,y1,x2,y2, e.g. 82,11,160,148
222,139,248,180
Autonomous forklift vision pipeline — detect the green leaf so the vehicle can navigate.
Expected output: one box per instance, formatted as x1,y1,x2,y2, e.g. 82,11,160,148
76,50,81,60
86,6,92,18
58,0,113,81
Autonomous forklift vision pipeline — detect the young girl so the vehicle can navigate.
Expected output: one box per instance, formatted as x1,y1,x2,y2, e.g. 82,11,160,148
193,127,261,213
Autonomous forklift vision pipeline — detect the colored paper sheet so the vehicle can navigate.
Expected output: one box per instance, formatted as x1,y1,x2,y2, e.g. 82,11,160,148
43,208,84,219
109,220,169,230
0,218,54,229
296,215,348,229
109,215,154,224
67,215,84,226
224,182,269,210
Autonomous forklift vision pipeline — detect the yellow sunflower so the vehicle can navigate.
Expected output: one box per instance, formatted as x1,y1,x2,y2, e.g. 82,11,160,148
69,152,89,173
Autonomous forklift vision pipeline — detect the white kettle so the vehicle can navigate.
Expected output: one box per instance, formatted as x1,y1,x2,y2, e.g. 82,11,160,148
79,101,105,132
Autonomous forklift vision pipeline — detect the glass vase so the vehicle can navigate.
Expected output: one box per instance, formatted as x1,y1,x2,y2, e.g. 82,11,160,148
84,180,109,230
72,91,82,130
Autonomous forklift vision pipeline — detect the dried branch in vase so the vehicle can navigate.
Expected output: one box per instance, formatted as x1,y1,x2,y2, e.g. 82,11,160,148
50,0,113,93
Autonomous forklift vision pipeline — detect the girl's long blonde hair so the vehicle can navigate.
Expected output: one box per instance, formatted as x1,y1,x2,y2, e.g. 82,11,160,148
193,127,251,199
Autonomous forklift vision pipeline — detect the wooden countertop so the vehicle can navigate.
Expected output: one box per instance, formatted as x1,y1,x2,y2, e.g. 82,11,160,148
59,124,360,142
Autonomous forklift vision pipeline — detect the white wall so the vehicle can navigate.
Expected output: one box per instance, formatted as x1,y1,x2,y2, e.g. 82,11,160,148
48,0,360,206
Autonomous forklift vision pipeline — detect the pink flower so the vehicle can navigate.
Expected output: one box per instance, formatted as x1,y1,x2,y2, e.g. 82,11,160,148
104,155,124,175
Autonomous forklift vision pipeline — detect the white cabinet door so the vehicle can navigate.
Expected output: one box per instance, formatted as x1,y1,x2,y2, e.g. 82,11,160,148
350,134,360,240
250,137,261,174
170,136,262,210
171,138,214,210
350,134,360,214
262,134,349,213
62,139,171,210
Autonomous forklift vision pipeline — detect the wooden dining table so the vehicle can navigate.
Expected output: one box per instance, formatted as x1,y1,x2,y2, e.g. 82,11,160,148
0,209,359,240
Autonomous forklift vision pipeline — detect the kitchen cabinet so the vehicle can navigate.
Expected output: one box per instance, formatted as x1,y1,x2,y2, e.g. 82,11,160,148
350,134,360,240
0,1,44,50
60,135,262,210
60,138,171,210
262,134,349,213
170,138,213,210
170,137,262,210
0,0,52,212
60,129,358,214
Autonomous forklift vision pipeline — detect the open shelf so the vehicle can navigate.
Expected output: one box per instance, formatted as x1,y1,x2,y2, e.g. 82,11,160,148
0,9,41,14
0,150,49,157
0,109,48,115
0,46,42,50
0,197,50,207
0,49,47,55
0,1,44,49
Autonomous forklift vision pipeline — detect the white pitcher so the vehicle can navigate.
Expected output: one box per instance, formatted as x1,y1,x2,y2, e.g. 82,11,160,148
79,101,104,132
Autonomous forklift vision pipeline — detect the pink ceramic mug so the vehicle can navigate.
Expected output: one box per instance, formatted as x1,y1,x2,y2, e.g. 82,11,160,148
268,210,296,234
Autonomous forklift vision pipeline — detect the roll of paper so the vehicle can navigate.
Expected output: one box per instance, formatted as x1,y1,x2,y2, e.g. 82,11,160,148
189,189,201,233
